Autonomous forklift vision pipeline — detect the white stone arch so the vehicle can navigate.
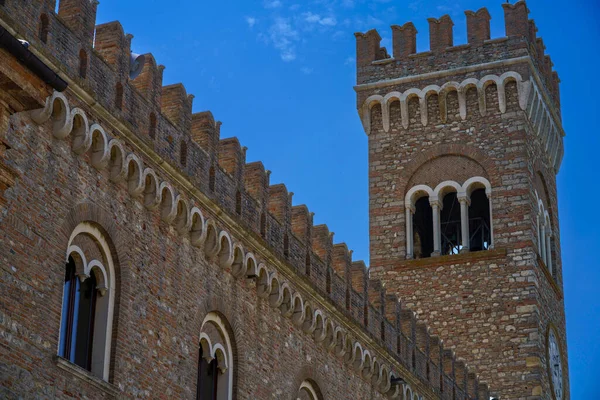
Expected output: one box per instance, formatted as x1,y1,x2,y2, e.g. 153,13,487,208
383,91,402,132
439,81,461,123
107,139,126,183
200,312,235,400
158,182,177,223
229,243,246,278
203,219,220,257
142,168,160,210
61,222,117,381
404,184,434,259
433,180,462,202
71,111,92,155
88,124,110,169
360,94,383,135
312,310,327,343
278,282,293,316
297,380,322,400
30,90,70,132
268,273,283,308
290,292,305,325
189,207,206,247
462,176,492,197
216,231,233,268
255,263,270,298
125,153,144,197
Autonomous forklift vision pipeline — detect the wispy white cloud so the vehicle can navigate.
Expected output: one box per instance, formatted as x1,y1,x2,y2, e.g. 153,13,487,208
344,56,355,65
264,0,282,8
302,12,337,26
265,17,299,62
301,67,314,74
245,16,257,28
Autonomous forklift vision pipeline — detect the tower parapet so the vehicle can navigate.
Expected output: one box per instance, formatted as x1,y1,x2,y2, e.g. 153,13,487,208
355,1,561,115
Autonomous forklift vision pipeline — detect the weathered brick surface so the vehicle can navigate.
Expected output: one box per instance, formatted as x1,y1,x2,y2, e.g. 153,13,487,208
0,0,485,399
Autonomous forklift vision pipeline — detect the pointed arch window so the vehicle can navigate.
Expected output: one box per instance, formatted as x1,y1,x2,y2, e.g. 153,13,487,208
197,313,234,400
58,222,116,380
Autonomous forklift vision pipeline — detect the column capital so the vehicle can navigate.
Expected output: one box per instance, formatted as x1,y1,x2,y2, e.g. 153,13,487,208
457,193,471,205
429,197,442,209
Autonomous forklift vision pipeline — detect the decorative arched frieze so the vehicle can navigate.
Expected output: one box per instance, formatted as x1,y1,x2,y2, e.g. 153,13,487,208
359,71,533,134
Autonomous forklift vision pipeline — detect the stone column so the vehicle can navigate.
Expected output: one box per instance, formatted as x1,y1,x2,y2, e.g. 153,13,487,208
540,223,547,264
536,215,541,254
546,231,553,276
405,205,415,259
430,198,441,256
488,193,494,249
458,194,470,252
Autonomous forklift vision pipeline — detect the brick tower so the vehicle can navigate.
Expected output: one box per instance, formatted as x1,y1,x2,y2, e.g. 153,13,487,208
357,2,568,399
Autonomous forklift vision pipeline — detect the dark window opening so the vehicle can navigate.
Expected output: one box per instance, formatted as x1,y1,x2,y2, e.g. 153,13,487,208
411,348,416,370
235,190,242,215
380,321,385,341
440,371,444,392
260,212,266,238
115,82,123,110
363,302,368,327
413,197,433,258
58,256,97,371
426,362,430,381
283,233,289,259
468,188,491,252
39,14,49,43
345,287,350,310
326,269,331,294
209,166,216,192
149,112,157,139
305,252,311,277
180,141,188,167
79,49,87,79
440,192,462,255
197,346,219,400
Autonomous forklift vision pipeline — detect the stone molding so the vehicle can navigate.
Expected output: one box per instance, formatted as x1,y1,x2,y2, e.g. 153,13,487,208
54,356,121,398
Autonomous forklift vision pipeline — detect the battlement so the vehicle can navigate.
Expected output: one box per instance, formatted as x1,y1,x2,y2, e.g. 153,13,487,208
355,1,560,110
0,0,492,396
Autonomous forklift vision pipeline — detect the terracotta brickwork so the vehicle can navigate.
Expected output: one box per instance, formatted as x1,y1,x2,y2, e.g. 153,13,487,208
358,2,568,400
0,0,496,399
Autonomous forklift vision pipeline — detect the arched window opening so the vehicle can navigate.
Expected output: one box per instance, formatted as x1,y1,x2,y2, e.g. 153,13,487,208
58,222,116,381
260,212,266,238
283,233,289,259
209,166,216,192
440,192,462,255
149,112,157,139
197,313,234,400
59,256,98,370
79,49,88,79
297,379,323,400
180,141,188,167
39,14,49,44
235,190,242,215
468,188,491,252
115,82,123,110
413,197,433,258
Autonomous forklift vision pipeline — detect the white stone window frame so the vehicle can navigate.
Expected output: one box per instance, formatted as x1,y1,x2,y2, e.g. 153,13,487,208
535,191,554,276
59,222,116,381
200,312,235,400
404,177,493,259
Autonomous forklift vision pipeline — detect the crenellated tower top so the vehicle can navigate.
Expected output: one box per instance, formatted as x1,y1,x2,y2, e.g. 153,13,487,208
355,1,561,117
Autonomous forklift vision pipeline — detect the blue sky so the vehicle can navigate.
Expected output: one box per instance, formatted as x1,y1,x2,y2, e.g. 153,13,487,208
95,0,599,396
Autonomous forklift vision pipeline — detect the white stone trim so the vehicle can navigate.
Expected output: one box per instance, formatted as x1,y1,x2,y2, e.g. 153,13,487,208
62,222,116,382
359,71,531,135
